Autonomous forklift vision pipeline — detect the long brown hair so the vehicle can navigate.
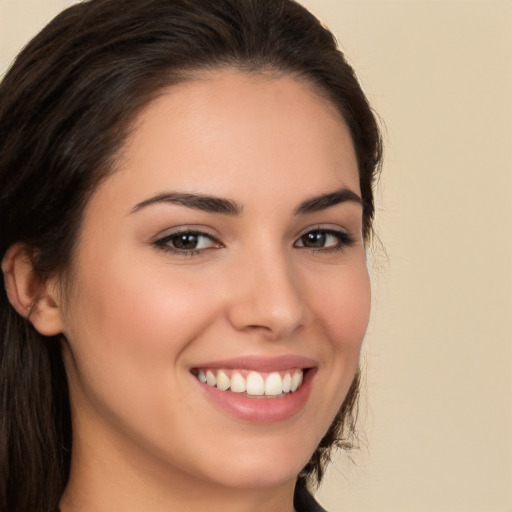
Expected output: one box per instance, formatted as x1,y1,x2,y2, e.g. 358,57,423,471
0,1,382,510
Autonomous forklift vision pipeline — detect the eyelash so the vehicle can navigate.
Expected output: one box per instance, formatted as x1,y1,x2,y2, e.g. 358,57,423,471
153,227,355,257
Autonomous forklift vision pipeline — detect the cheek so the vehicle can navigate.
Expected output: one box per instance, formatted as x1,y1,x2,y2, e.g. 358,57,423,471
305,261,369,419
61,256,222,411
290,262,370,448
60,258,224,442
68,257,216,352
310,263,371,354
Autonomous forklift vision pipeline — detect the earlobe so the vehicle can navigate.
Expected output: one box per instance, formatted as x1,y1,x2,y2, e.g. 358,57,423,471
2,243,64,336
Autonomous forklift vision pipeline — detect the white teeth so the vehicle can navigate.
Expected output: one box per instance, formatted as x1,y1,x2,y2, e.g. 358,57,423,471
196,368,305,396
206,370,216,387
265,372,283,396
216,370,230,391
246,371,265,396
282,373,292,393
291,370,303,392
230,372,246,393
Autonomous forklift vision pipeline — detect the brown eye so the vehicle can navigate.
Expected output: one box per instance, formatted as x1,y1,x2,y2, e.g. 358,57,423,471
155,230,220,254
299,231,327,248
171,233,202,250
294,229,354,251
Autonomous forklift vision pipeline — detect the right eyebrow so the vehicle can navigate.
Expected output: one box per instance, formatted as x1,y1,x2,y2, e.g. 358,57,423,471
130,191,243,216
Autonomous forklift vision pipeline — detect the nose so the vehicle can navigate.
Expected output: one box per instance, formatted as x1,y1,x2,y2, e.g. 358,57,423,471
226,250,309,340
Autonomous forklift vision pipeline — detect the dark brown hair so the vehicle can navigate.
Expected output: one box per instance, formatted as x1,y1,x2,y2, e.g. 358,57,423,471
0,1,382,510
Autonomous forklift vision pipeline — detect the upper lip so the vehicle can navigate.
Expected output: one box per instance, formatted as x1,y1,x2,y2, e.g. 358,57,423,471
191,355,317,372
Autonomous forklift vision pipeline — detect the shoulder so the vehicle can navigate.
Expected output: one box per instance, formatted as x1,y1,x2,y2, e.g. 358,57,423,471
293,484,328,512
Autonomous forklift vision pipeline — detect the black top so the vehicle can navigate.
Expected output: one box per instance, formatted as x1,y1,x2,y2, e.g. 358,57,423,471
294,485,327,512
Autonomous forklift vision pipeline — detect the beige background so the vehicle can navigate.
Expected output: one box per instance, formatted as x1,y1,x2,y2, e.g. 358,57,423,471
1,1,511,511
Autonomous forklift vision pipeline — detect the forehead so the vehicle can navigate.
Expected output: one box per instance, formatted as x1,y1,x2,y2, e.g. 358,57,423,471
98,70,360,209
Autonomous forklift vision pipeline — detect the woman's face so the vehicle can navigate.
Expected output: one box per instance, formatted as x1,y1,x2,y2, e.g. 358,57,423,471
58,70,370,495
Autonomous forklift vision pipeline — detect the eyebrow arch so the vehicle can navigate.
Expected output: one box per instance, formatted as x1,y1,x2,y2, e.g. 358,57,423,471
131,192,242,215
294,188,362,215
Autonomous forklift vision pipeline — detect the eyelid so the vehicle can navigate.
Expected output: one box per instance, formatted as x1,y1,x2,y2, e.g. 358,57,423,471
294,224,352,239
152,225,220,242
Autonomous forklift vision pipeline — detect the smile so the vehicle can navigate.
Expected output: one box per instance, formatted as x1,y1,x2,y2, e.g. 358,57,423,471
193,368,304,397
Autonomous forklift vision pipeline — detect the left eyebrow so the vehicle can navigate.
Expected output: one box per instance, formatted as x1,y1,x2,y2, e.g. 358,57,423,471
294,188,362,215
131,192,242,215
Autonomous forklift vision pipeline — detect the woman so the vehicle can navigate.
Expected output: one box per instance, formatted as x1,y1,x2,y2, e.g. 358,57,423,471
0,0,382,511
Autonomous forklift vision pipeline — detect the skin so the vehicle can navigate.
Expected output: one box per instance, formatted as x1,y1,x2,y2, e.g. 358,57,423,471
49,70,371,512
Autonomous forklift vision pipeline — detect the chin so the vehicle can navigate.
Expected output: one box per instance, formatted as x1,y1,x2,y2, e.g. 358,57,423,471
202,458,305,491
187,429,319,491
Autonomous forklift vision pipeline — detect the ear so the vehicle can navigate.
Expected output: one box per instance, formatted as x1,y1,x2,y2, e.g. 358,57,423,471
2,243,64,336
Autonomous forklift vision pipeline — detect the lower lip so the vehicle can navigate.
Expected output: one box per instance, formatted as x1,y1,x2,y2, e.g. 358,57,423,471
194,369,315,423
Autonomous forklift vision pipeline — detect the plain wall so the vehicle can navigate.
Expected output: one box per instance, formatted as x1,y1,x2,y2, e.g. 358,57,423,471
1,1,511,511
